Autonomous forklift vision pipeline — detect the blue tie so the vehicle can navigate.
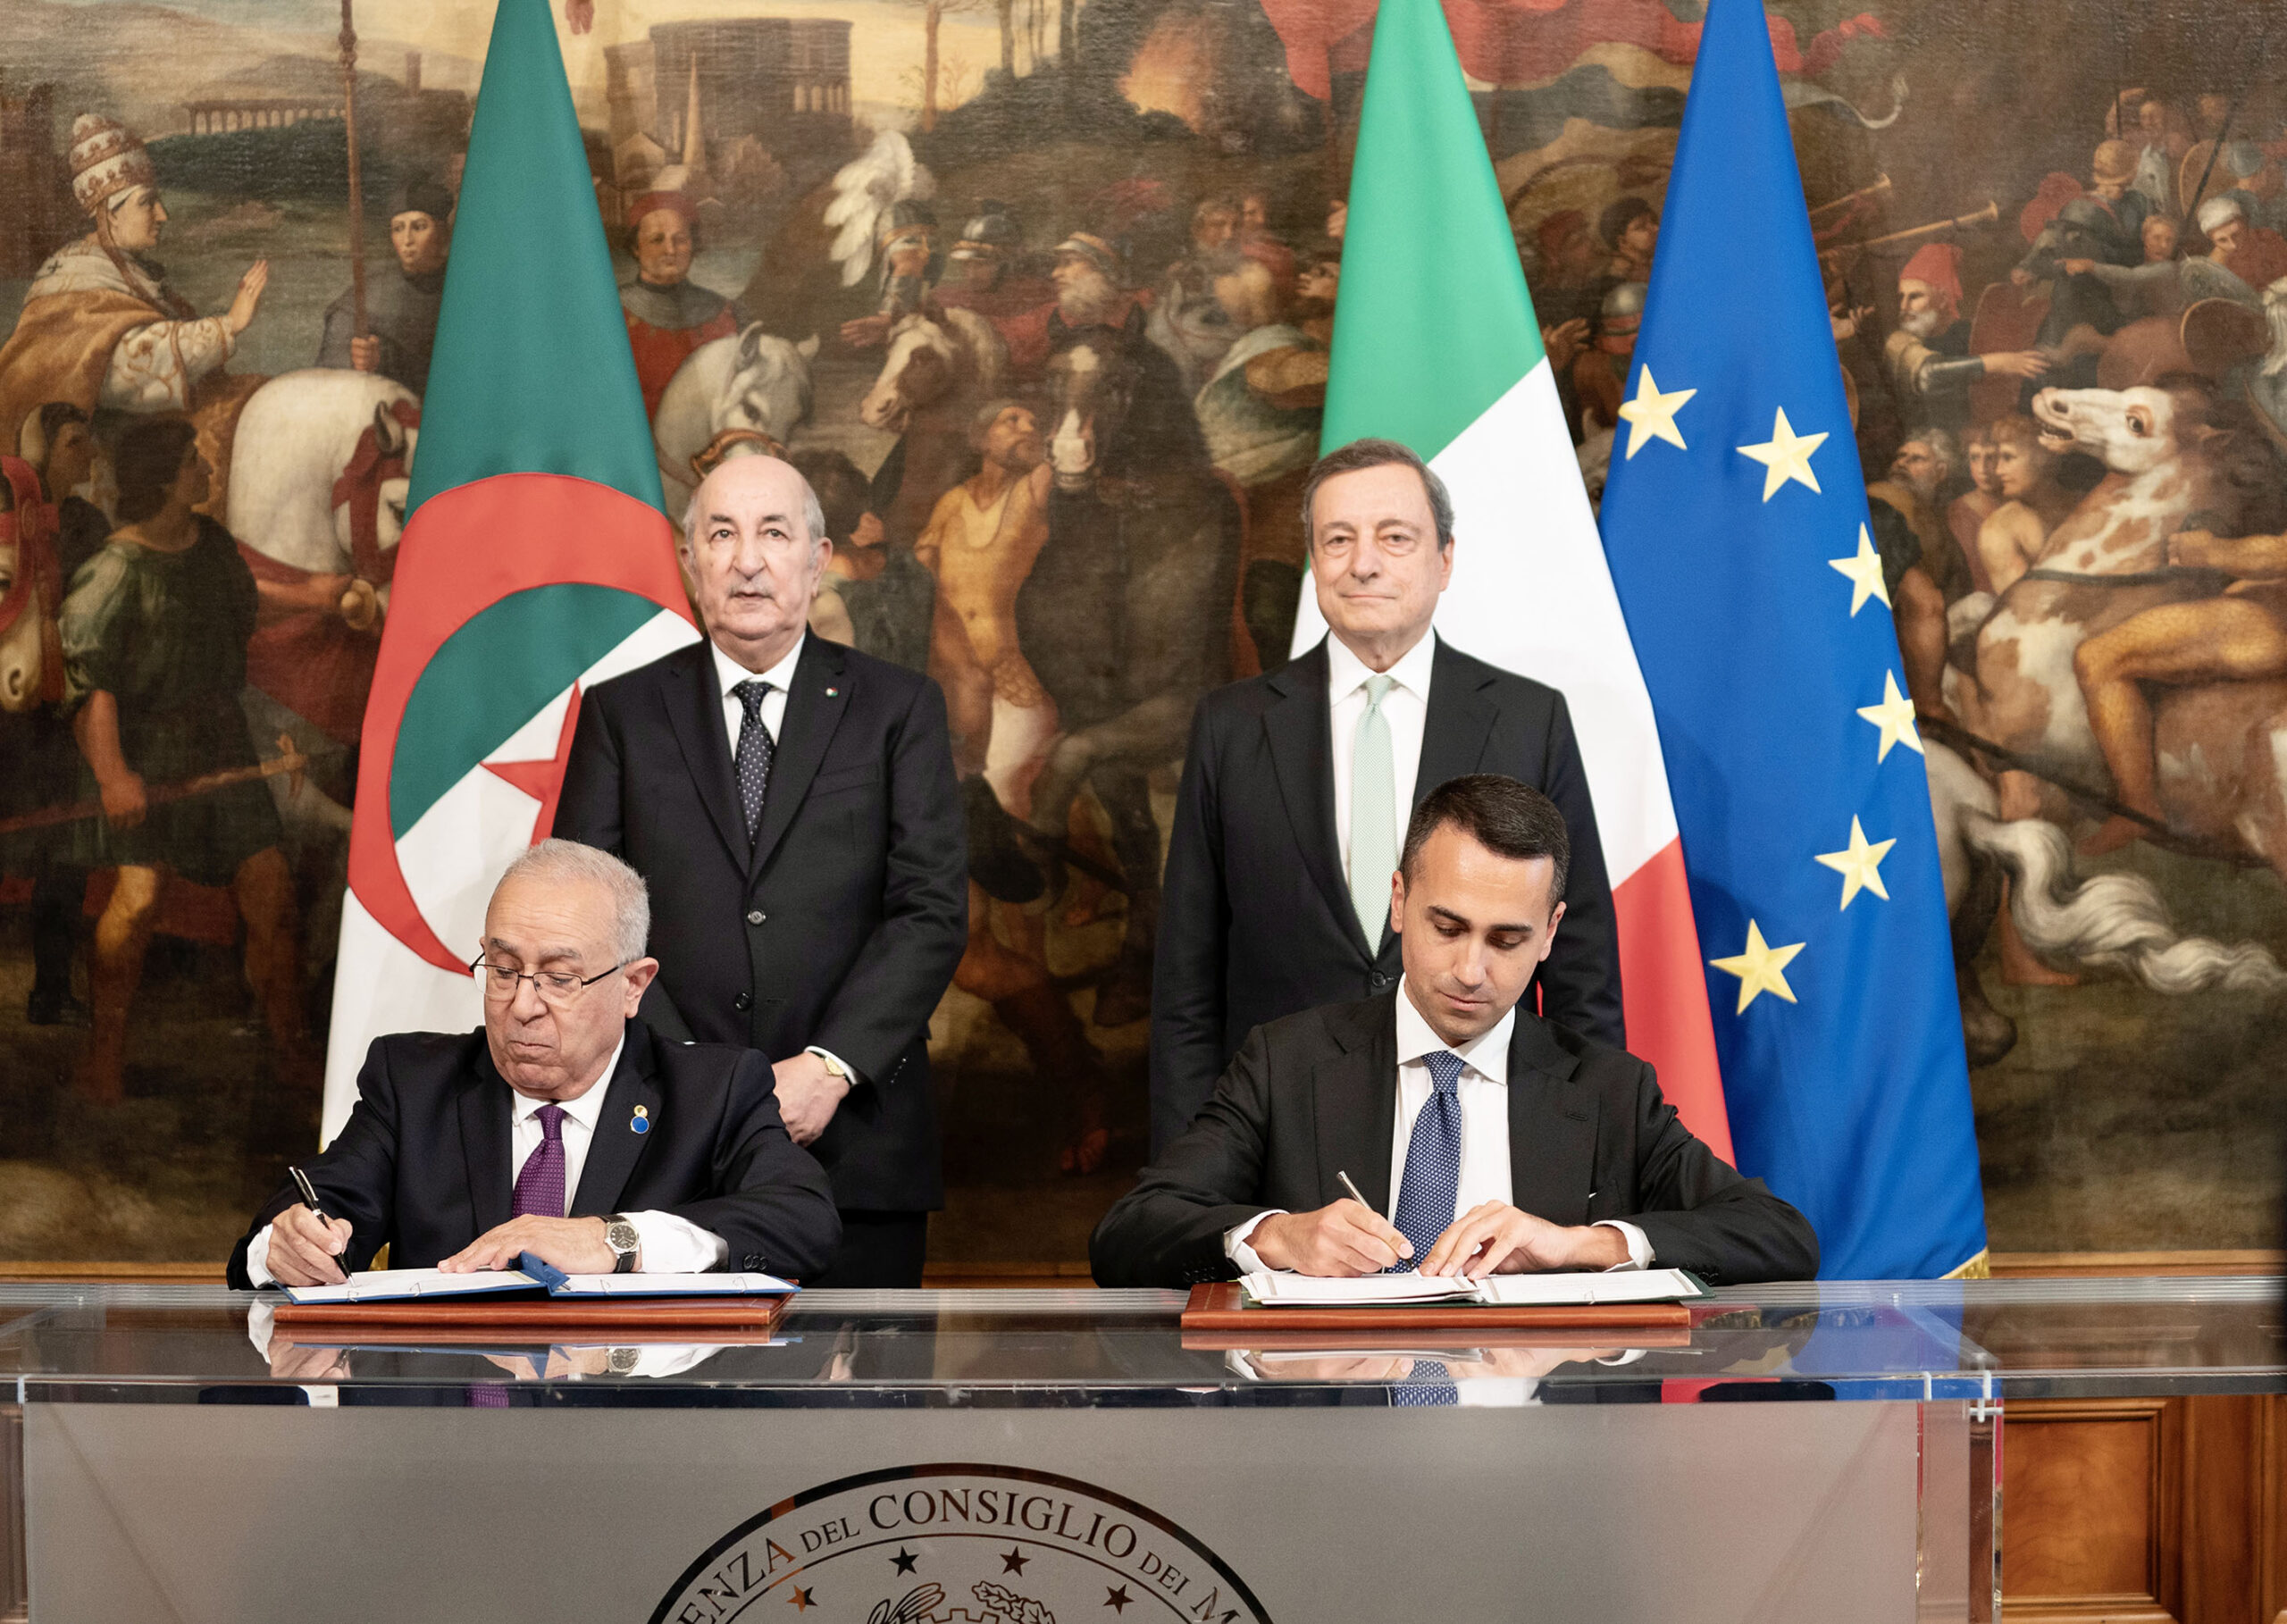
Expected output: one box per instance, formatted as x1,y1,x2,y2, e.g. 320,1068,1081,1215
732,679,775,840
1391,1357,1460,1406
1391,1049,1465,1269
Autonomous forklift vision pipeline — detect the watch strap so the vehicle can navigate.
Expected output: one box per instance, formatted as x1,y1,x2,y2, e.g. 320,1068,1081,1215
605,1213,639,1273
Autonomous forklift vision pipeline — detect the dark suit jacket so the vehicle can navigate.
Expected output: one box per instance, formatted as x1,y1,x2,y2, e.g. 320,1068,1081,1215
225,1018,841,1287
555,635,967,1211
1095,992,1817,1290
1149,634,1624,1152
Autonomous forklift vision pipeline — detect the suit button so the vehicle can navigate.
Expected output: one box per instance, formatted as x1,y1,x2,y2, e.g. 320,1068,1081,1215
1370,972,1392,991
746,909,766,925
734,992,752,1012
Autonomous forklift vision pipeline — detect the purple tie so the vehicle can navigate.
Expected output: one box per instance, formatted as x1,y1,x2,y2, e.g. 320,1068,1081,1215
473,1102,567,1408
513,1102,568,1218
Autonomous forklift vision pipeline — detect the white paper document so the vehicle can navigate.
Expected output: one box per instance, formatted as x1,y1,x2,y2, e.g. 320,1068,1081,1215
281,1268,797,1304
1240,1267,1706,1309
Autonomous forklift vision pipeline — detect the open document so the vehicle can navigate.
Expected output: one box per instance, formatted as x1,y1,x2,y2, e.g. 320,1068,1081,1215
281,1261,797,1305
1240,1268,1708,1309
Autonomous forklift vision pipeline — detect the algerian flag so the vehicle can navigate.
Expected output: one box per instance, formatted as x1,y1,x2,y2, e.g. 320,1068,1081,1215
323,0,699,1138
1290,0,1731,1153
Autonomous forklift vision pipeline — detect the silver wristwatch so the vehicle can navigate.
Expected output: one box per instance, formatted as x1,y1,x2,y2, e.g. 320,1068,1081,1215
603,1213,640,1274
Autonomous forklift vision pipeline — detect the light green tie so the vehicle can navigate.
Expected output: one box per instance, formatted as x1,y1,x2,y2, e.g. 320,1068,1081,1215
1348,674,1398,945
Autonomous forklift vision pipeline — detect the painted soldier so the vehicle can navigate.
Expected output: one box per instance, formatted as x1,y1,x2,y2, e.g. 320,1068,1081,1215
619,190,748,419
1886,243,2048,431
316,176,453,395
0,114,268,501
58,417,305,1103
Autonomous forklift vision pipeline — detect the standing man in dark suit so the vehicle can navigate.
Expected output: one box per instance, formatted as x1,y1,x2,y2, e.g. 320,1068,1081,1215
1096,776,1815,1289
556,455,967,1287
1151,436,1622,1153
229,840,841,1288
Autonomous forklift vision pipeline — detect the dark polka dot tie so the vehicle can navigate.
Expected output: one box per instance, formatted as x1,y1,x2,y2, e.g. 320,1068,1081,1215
1390,1050,1465,1270
732,679,775,841
1391,1356,1461,1406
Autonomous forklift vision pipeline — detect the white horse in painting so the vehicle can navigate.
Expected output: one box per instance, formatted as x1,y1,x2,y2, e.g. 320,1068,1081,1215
653,325,820,523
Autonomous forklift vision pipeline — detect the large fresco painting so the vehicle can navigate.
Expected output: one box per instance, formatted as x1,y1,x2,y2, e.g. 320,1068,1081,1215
0,0,2281,1264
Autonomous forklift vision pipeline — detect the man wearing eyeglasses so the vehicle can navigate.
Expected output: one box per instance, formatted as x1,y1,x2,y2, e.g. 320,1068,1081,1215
224,840,842,1288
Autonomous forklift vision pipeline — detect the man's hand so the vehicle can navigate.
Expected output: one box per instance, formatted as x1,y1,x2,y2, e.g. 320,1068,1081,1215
348,334,381,373
225,259,270,335
1981,348,2051,381
774,1051,850,1146
838,313,894,348
266,1202,355,1285
440,1215,616,1274
2169,527,2222,568
1248,1201,1411,1277
97,768,147,830
1416,1201,1630,1278
269,1340,353,1381
1541,316,1590,373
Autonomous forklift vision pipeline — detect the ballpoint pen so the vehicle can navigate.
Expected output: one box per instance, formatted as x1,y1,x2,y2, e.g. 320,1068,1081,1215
289,1164,353,1282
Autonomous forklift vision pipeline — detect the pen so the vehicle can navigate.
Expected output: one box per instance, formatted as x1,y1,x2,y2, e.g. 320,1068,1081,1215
289,1164,352,1282
1336,1169,1374,1212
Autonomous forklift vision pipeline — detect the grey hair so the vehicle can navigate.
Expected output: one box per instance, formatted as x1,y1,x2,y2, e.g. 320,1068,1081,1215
1302,437,1455,548
681,455,828,552
1904,425,1963,481
496,839,650,965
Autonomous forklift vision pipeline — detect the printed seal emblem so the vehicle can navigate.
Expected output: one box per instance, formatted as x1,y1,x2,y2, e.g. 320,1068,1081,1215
649,1463,1273,1623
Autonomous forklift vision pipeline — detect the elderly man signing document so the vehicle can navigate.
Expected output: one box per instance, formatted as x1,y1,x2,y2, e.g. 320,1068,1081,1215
226,841,841,1288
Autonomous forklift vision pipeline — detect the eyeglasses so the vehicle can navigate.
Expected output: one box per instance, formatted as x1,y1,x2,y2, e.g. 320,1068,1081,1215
469,955,629,1008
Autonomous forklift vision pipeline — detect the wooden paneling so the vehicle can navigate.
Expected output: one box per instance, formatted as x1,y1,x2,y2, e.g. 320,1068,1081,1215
2004,1395,2287,1624
1990,1252,2286,1279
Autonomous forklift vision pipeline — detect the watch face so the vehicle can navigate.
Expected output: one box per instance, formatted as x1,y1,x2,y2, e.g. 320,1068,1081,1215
607,1346,640,1375
607,1220,640,1252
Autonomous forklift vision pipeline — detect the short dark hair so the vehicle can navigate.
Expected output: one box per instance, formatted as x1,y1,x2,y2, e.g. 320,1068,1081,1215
1301,437,1454,549
1401,774,1571,907
113,418,201,523
1598,195,1655,247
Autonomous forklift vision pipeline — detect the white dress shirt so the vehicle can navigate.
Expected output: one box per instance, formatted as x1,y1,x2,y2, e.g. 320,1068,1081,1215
712,632,805,758
244,1035,727,1284
1226,982,1651,1274
1326,630,1437,882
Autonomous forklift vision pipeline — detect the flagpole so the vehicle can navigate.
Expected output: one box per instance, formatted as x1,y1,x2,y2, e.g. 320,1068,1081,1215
339,0,368,341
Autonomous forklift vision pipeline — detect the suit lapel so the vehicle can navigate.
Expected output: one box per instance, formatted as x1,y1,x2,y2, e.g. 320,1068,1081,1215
570,1025,663,1218
1414,637,1498,814
1312,995,1400,1213
1504,1013,1598,1222
460,1048,515,1235
663,642,749,869
1263,640,1373,960
750,636,850,878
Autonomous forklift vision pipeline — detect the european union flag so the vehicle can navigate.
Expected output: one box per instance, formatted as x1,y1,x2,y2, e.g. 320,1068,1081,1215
1596,0,1986,1277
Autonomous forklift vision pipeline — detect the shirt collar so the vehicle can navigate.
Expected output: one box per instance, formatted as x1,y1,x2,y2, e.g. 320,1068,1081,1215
509,1032,627,1131
711,631,807,701
1326,628,1437,704
1394,979,1513,1086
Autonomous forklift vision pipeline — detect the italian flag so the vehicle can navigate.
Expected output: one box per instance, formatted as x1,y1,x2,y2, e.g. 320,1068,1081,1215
323,0,699,1137
1293,0,1730,1153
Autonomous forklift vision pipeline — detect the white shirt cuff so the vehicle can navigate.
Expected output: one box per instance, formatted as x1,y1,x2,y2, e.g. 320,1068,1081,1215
802,1045,859,1085
245,1224,277,1286
1593,1219,1653,1271
1223,1210,1286,1275
625,1210,729,1272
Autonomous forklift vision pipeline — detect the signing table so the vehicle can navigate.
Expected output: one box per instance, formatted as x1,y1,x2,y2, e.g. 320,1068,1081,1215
1,1277,2280,1621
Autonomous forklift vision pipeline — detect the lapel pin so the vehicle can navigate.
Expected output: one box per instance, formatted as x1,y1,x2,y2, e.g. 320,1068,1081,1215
825,685,840,698
631,1104,650,1135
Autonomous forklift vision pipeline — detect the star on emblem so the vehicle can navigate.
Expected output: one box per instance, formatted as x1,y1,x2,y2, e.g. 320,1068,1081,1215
1736,406,1828,500
1709,919,1806,1014
785,1587,817,1611
1814,816,1897,909
1827,523,1889,615
1616,364,1695,459
890,1547,919,1575
1856,671,1924,762
1106,1585,1135,1612
1000,1548,1031,1576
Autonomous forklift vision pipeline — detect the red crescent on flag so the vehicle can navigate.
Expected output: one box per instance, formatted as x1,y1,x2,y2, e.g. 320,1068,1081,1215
348,472,694,974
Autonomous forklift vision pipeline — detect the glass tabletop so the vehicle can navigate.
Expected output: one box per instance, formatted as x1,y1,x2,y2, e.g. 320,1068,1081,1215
2,1277,2279,1404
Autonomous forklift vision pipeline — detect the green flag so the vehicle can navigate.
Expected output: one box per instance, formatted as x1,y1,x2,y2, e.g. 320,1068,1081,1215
1296,0,1732,1153
326,0,699,1135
